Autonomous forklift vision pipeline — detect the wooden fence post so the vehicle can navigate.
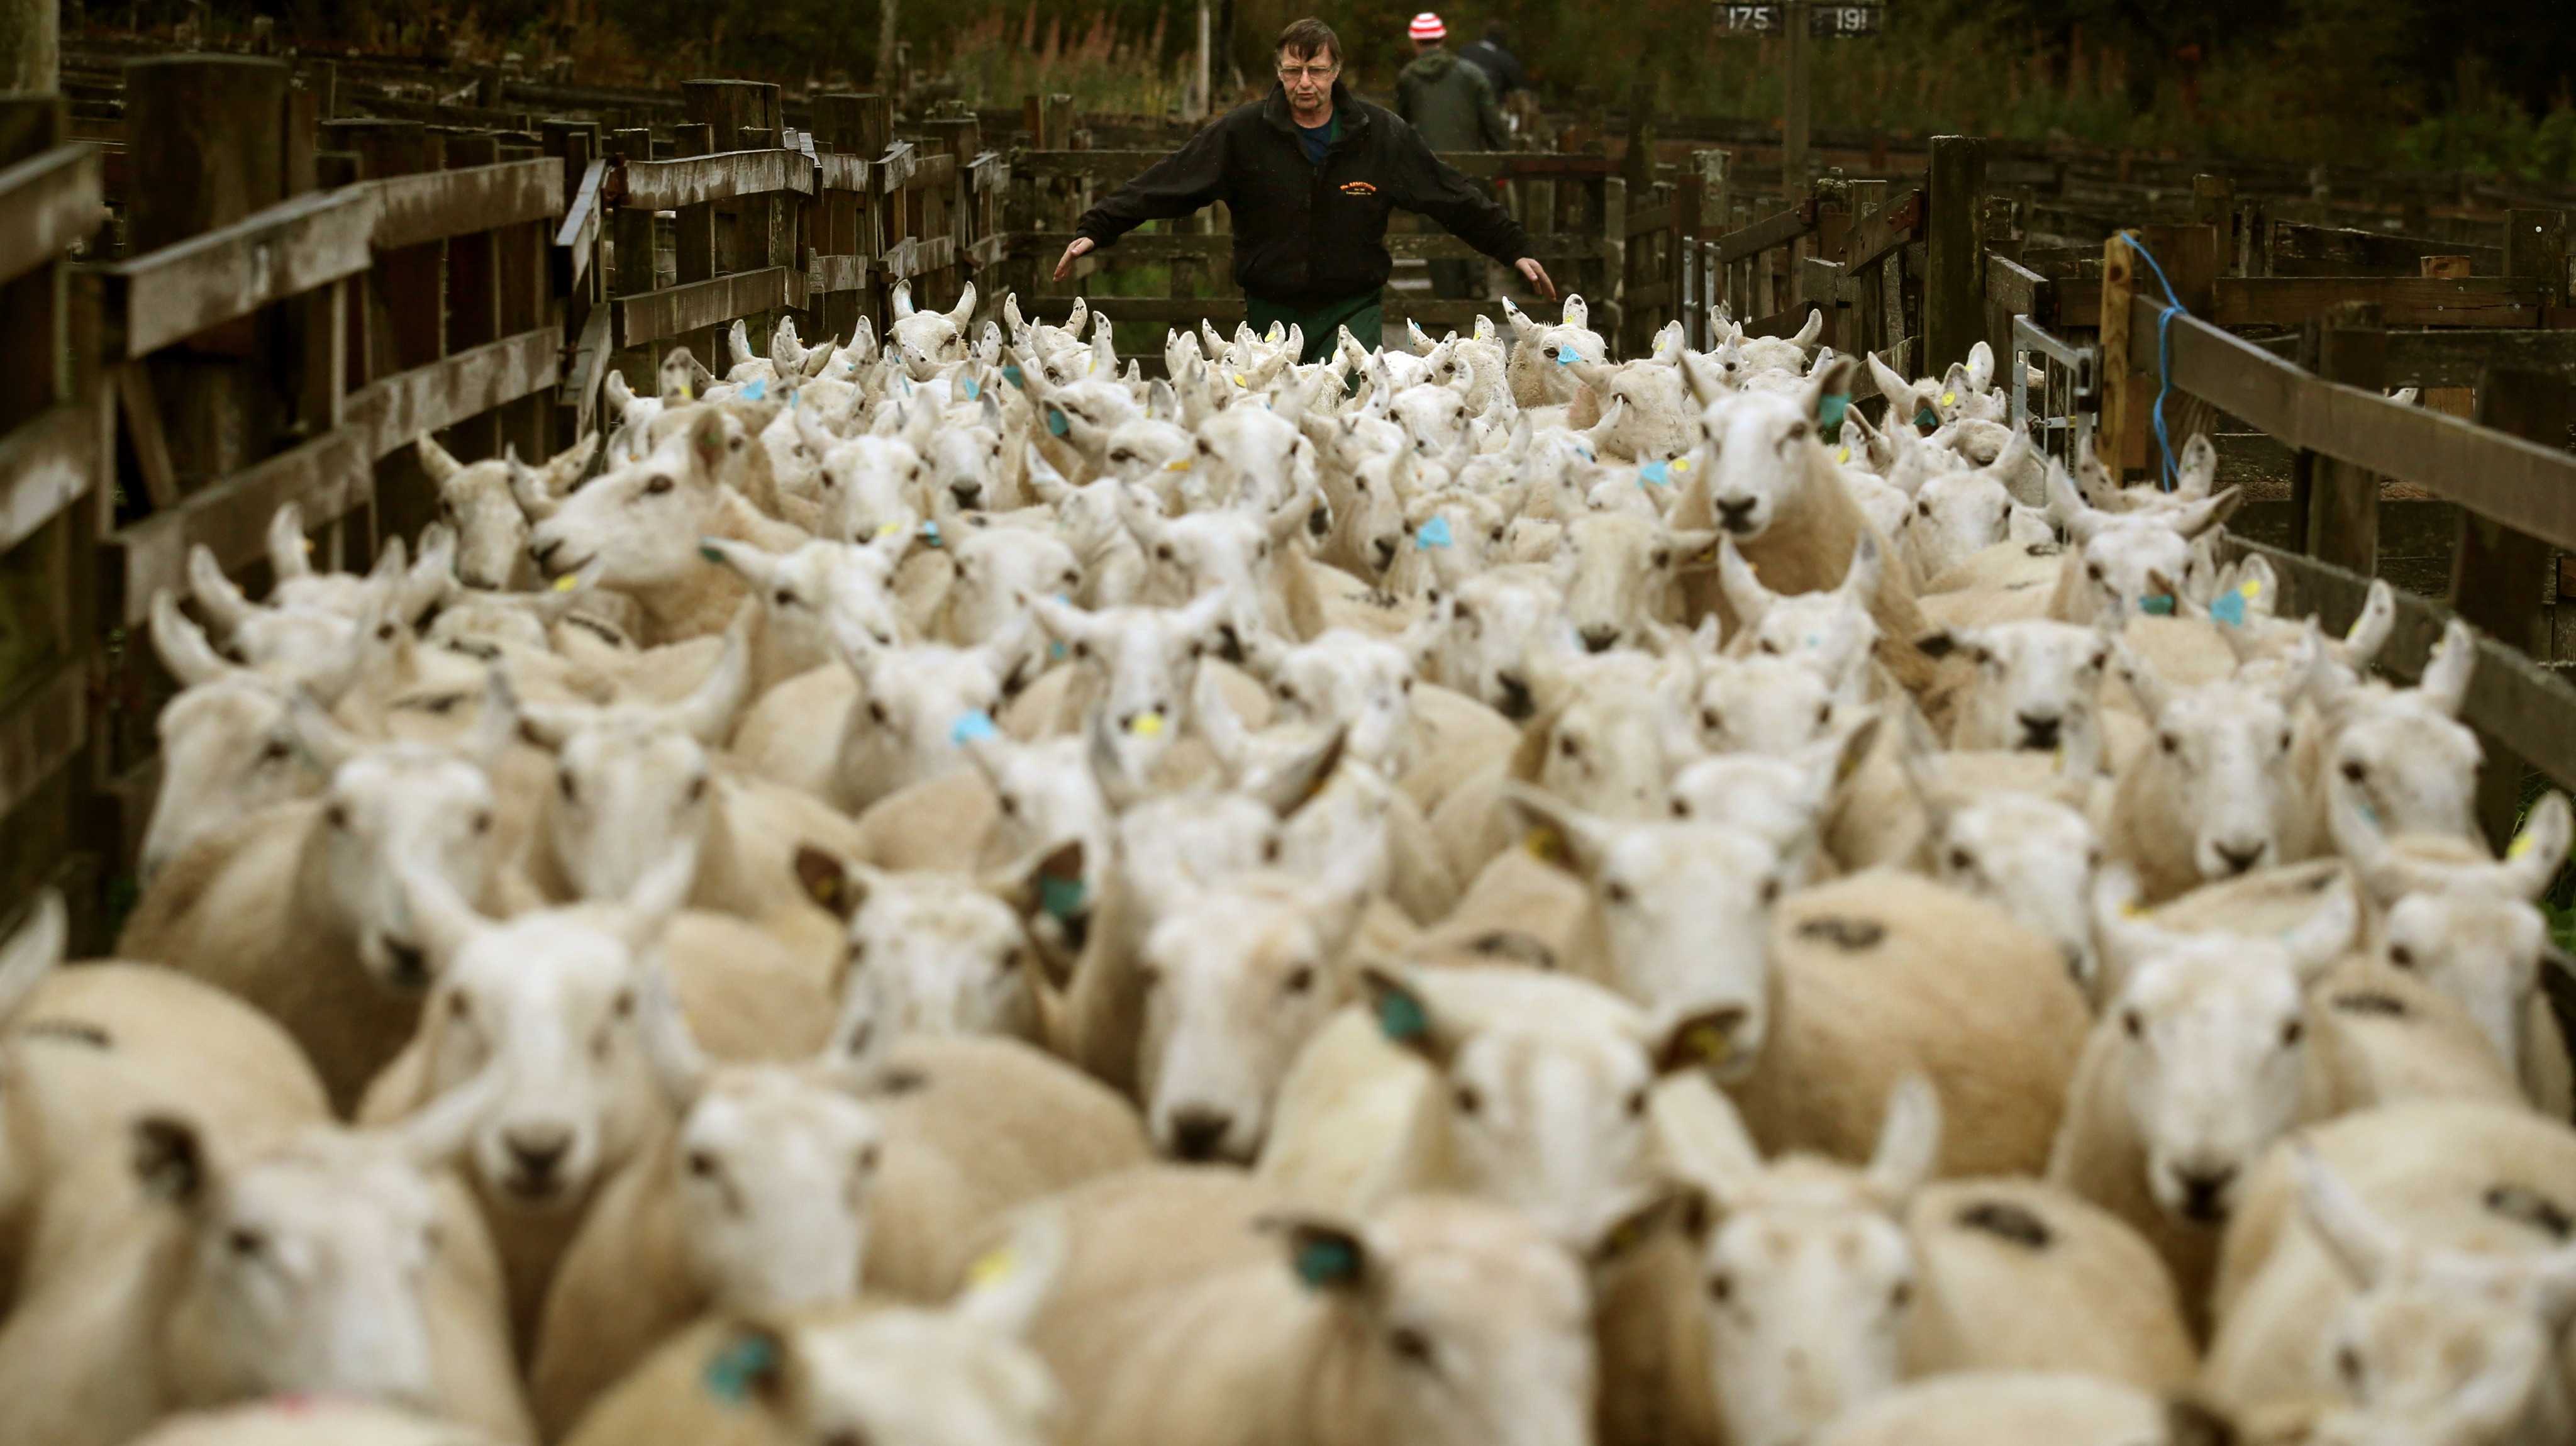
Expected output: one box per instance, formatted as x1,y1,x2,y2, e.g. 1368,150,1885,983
2458,369,2572,847
2293,302,2384,577
2506,209,2567,313
1923,134,1985,378
669,120,717,372
2097,233,2134,476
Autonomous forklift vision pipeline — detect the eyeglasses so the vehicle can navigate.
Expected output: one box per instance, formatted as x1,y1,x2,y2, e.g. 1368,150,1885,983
1277,64,1339,81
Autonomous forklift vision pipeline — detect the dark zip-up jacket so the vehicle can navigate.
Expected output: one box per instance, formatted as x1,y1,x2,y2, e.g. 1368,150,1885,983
1073,80,1533,310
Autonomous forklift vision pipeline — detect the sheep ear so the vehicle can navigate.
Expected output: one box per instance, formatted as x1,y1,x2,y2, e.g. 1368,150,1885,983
2418,619,2475,719
1914,626,1966,662
947,281,977,330
2505,794,2573,900
2167,486,2241,538
1840,529,1883,600
1966,340,1996,393
1245,725,1346,821
1501,782,1613,880
150,589,237,687
2326,775,2419,906
132,1114,209,1208
1863,1074,1943,1208
671,603,757,745
2282,882,2358,984
267,503,313,581
985,838,1088,991
2176,433,2218,500
2091,865,2171,976
891,279,917,320
1655,1007,1750,1076
2293,1143,2399,1291
2112,641,2172,723
186,545,258,635
955,1204,1071,1340
1265,1211,1376,1296
2338,579,2395,666
0,888,66,1026
1715,535,1774,627
1357,961,1459,1064
1804,353,1860,426
638,951,709,1110
794,845,868,921
1788,306,1824,353
1591,1183,1712,1271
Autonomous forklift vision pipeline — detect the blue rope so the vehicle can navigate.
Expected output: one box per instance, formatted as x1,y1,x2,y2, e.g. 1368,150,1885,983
2119,231,2187,491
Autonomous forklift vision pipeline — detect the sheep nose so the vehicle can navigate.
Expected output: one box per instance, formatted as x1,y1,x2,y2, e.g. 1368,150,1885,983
1372,537,1397,569
504,1125,574,1193
382,938,431,994
1716,498,1759,533
1167,1110,1235,1162
2016,713,2062,750
1496,673,1536,720
1579,625,1621,654
2214,841,2268,876
2175,1165,2237,1224
949,481,984,509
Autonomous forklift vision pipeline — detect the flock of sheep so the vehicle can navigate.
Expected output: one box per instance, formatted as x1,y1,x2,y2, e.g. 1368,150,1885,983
3,274,2570,1446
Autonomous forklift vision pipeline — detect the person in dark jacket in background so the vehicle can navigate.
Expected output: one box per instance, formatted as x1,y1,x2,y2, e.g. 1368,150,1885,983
1396,12,1509,299
1053,16,1553,365
1455,19,1529,102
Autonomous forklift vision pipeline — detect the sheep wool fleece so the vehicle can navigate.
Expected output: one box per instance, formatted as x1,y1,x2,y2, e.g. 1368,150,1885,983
1247,290,1384,366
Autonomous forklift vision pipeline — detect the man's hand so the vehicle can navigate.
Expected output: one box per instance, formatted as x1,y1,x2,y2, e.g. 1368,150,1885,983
1054,236,1096,282
1516,257,1557,301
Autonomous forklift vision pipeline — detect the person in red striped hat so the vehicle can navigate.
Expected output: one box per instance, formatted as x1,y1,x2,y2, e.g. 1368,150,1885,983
1397,11,1511,299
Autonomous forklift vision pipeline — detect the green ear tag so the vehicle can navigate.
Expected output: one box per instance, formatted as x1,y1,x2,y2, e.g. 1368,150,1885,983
2138,593,2176,616
1295,1235,1360,1288
1816,391,1851,431
702,1330,777,1406
697,543,725,564
1039,873,1088,920
1374,986,1428,1043
1914,407,1940,431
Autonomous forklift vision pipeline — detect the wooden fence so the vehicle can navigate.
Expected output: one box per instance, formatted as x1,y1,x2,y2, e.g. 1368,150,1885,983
0,57,992,948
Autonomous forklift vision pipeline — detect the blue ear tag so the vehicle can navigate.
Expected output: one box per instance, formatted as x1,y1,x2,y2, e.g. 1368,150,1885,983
1374,986,1428,1043
1555,350,1577,367
1046,408,1069,437
702,1331,777,1406
2209,589,2248,627
1416,514,1454,550
922,521,944,547
1638,459,1670,487
962,376,980,399
1914,407,1940,431
1294,1235,1361,1288
1038,872,1087,920
742,377,767,401
1002,364,1026,390
2138,593,2176,616
1816,391,1852,431
950,710,999,746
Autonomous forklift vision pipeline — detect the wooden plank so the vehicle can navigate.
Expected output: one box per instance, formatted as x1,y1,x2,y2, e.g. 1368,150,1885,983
1838,188,1922,273
370,157,562,250
0,661,85,820
342,326,559,460
564,302,612,440
819,153,870,192
1711,203,1817,267
894,151,957,193
612,148,813,212
2219,535,2576,795
615,265,808,348
809,253,869,292
970,151,1009,192
1985,251,2051,323
2211,277,2543,330
1924,135,1988,374
554,157,603,292
0,145,105,287
1007,148,1621,184
106,184,378,357
2268,221,2503,279
113,363,179,509
0,394,104,553
1624,202,1675,240
2381,330,2576,388
1016,229,1606,264
2141,294,2576,553
106,425,371,625
2099,236,2136,475
2296,304,2385,577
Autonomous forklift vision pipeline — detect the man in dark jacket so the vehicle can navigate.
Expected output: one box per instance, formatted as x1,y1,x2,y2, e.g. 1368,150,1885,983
1455,20,1529,102
1396,12,1509,300
1053,16,1553,364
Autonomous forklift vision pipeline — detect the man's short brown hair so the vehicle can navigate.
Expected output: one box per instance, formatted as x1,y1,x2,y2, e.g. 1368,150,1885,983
1275,18,1343,67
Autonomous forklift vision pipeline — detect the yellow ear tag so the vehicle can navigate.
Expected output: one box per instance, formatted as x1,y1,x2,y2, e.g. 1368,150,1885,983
1684,1021,1729,1064
967,1243,1019,1289
2239,579,2262,600
2509,832,2537,860
877,521,903,539
1837,446,1852,464
2120,899,2148,918
1524,824,1567,866
1670,457,1691,473
552,572,580,592
301,537,315,553
1233,373,1248,387
1131,711,1166,738
1941,391,1958,407
679,381,694,401
1163,457,1192,471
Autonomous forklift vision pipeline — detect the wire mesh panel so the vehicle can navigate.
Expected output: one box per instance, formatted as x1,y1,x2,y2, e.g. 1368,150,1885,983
2010,313,2098,468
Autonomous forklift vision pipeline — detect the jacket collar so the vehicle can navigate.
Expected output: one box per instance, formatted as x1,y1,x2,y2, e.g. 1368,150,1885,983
1262,79,1369,139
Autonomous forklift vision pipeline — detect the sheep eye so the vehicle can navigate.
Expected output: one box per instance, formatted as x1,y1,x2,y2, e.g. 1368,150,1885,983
226,1226,267,1258
1624,1087,1648,1118
1760,877,1782,905
258,739,294,764
558,770,578,801
1390,1325,1435,1366
2121,1008,2145,1039
1284,965,1316,995
2340,760,2366,782
1603,881,1633,906
470,810,494,835
325,804,350,829
997,793,1019,816
1948,847,1974,872
2087,564,2105,582
1111,450,1132,463
775,587,798,606
1557,735,1579,757
1652,549,1672,568
1670,799,1690,818
2158,732,2179,755
1889,1280,1913,1310
2389,945,2415,969
2281,1018,2305,1047
1452,1084,1482,1115
1156,545,1175,562
1707,1272,1733,1303
1700,708,1721,731
867,701,888,725
643,475,675,495
1759,640,1781,655
686,775,709,803
686,1150,718,1179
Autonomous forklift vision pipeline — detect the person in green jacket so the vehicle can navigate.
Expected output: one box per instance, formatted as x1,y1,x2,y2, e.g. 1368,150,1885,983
1396,12,1509,299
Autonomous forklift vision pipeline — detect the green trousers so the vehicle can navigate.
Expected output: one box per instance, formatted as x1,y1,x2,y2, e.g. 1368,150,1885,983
1245,289,1382,365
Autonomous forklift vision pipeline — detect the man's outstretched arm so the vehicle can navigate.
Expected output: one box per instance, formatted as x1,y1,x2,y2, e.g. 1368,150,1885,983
1389,128,1555,300
1059,125,1232,281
